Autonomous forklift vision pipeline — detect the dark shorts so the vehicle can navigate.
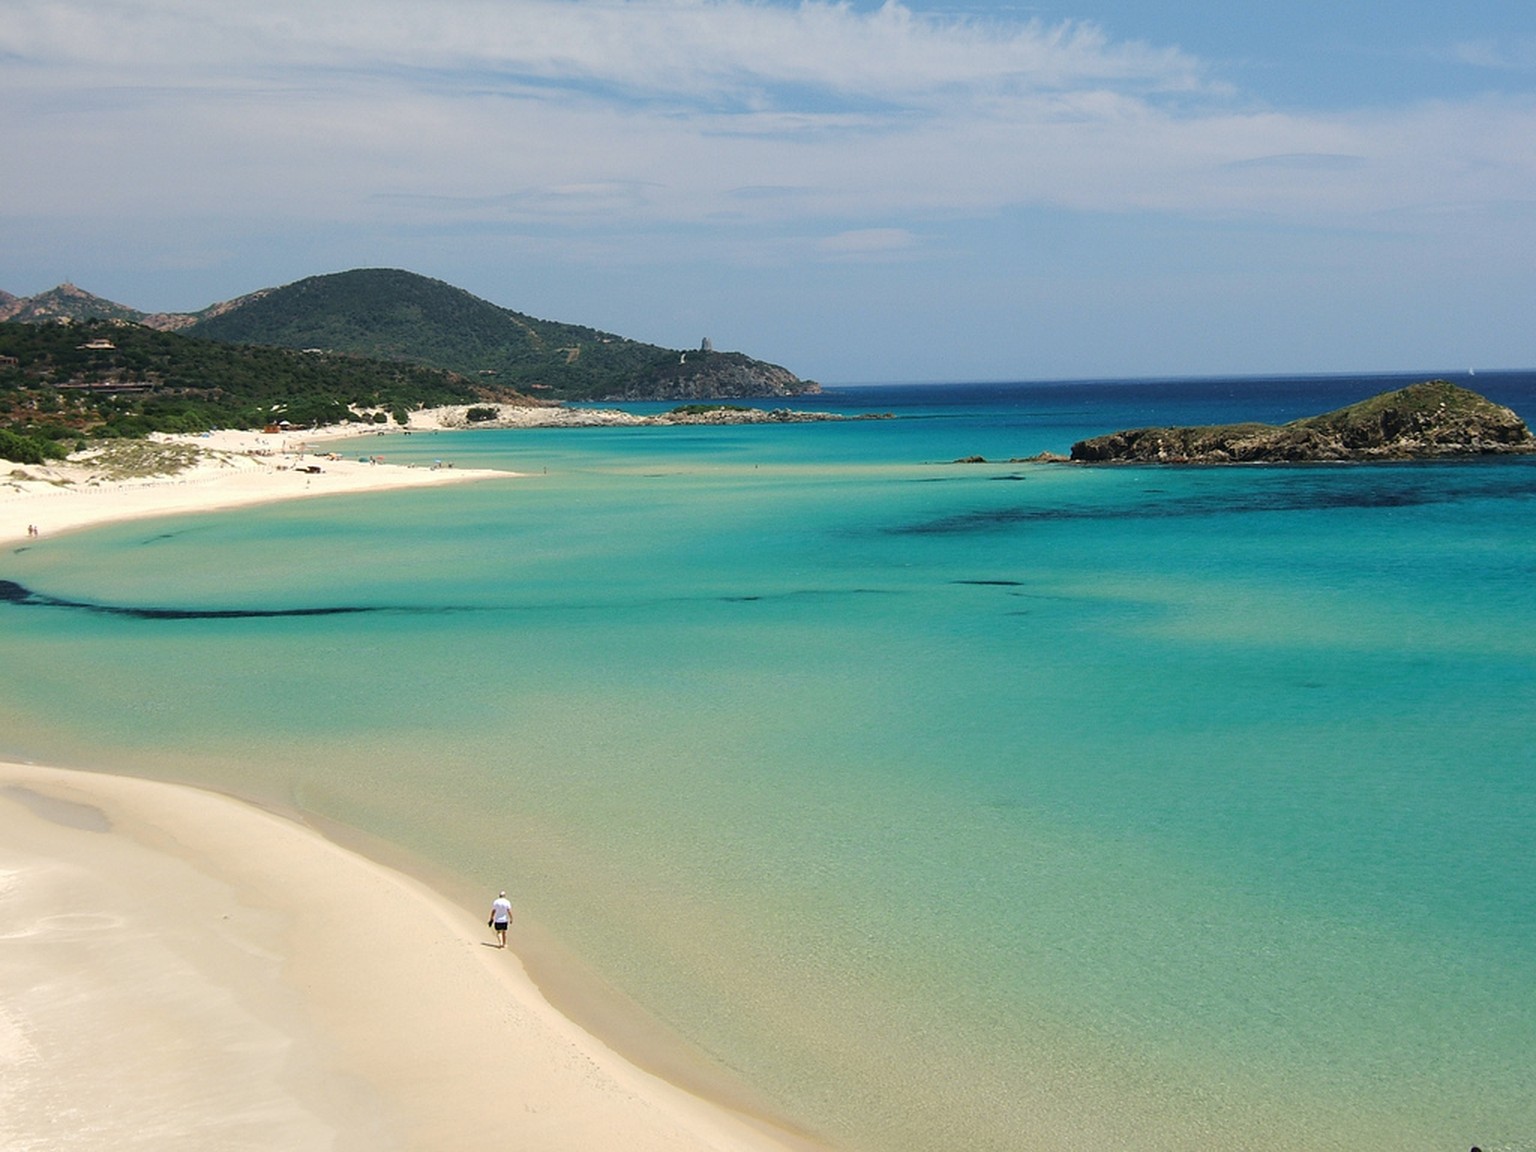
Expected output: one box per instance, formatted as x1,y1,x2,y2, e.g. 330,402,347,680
493,920,509,930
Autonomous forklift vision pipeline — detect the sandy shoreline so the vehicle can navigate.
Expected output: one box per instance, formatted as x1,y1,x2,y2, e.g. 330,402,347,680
0,398,863,545
0,426,818,1151
0,422,513,547
0,761,811,1152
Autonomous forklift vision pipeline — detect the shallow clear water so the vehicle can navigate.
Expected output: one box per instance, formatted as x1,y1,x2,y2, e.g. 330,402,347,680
4,374,1534,1150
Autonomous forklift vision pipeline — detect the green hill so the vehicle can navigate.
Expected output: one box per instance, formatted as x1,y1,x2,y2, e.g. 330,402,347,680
2,269,816,402
186,269,814,401
0,283,157,327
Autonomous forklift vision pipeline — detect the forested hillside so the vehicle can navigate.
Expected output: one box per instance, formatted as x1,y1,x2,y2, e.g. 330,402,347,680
187,269,814,401
0,319,516,461
3,268,817,412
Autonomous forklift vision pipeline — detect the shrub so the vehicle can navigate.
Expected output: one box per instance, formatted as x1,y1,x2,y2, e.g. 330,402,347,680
0,428,67,464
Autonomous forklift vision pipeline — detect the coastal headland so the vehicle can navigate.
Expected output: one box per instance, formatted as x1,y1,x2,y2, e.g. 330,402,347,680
0,418,822,1152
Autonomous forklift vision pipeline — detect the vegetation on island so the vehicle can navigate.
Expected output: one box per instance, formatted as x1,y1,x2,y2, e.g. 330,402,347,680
1069,381,1536,463
667,404,755,416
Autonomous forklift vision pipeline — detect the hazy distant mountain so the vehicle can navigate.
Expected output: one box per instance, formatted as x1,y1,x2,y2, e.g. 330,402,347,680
0,283,152,326
0,282,234,332
2,269,816,401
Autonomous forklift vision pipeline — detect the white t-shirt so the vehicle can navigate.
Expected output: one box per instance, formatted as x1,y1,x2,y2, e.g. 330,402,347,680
491,897,512,925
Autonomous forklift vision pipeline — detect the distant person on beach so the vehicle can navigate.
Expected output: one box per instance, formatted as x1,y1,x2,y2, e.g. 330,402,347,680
489,891,513,947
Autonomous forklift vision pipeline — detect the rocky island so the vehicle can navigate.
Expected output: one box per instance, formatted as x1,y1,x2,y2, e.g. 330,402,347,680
1068,380,1536,463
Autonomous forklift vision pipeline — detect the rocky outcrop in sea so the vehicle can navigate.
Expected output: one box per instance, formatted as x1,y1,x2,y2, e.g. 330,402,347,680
1068,381,1535,463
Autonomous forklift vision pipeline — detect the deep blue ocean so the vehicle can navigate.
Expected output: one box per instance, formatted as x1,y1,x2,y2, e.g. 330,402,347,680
4,372,1534,1151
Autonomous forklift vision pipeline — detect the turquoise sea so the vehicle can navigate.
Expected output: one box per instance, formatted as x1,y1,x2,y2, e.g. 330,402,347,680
4,373,1535,1151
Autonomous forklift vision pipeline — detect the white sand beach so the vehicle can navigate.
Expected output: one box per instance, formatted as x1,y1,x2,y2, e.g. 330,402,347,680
0,761,812,1152
0,428,818,1152
0,422,512,547
0,403,750,546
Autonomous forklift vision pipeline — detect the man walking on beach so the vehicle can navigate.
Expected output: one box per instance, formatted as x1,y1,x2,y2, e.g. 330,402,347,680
489,891,513,948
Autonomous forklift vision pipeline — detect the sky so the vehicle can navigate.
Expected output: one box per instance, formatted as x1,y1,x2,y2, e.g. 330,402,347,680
4,0,1534,383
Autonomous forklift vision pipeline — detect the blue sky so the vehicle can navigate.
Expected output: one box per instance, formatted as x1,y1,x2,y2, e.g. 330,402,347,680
4,0,1533,383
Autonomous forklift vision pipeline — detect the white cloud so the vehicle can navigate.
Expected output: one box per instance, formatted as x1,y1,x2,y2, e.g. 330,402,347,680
818,227,919,256
2,0,1534,254
1452,38,1536,71
1,0,1205,103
